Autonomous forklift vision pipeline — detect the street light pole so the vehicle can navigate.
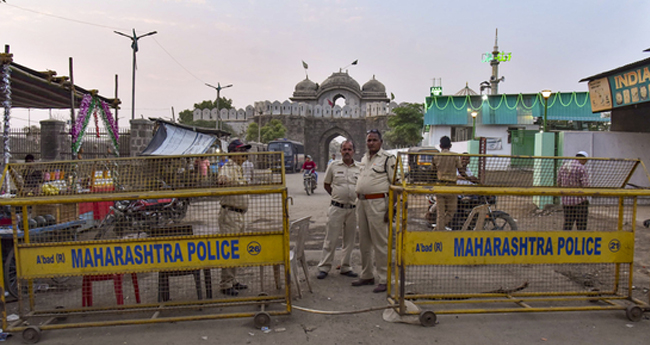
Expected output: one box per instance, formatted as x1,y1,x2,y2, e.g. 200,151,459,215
541,90,552,132
205,82,233,130
257,110,262,143
114,29,157,120
471,111,478,140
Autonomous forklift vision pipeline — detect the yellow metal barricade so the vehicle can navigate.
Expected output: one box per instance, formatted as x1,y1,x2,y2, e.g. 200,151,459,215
389,153,650,326
0,152,292,343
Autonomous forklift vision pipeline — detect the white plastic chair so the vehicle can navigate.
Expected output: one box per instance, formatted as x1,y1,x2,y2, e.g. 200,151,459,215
259,216,312,298
289,216,312,298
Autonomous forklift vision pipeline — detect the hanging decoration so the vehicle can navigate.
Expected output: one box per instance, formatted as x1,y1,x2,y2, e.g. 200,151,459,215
94,109,100,138
71,93,119,157
426,91,590,112
1,53,12,194
1,53,12,165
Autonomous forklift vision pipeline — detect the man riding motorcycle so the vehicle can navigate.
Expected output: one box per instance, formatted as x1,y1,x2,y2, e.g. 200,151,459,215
302,155,317,193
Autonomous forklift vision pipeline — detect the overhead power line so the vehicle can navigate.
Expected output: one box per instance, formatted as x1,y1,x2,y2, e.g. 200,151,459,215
151,37,205,84
3,3,131,31
3,3,207,88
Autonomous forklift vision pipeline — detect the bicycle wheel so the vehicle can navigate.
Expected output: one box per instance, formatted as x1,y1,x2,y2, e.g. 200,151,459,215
4,249,18,298
484,211,517,230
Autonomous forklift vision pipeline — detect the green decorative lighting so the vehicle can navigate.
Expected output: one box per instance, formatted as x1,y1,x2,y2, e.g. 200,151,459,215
425,91,589,112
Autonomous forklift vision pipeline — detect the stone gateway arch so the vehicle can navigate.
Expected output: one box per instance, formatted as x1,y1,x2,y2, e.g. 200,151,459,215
195,71,401,170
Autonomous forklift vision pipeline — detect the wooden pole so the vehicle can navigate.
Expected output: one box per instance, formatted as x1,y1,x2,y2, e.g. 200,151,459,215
114,74,119,126
69,57,75,127
131,44,136,120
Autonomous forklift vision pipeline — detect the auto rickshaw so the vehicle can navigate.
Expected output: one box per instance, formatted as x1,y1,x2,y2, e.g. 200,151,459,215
407,146,439,183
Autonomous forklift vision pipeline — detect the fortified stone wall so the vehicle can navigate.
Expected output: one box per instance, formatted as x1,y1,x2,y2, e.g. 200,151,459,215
249,114,393,170
193,100,400,123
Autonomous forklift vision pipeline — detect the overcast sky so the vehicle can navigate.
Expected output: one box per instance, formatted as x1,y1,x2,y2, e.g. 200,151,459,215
2,0,649,128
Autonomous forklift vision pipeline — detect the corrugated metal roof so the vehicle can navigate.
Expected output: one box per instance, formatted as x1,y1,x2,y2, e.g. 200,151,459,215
579,57,650,82
424,92,605,126
0,60,117,109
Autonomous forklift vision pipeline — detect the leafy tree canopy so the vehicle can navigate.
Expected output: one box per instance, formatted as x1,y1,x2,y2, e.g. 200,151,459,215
246,119,287,143
384,103,424,148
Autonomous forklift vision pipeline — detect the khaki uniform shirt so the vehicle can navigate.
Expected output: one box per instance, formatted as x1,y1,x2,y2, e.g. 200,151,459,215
355,149,396,195
434,149,462,183
218,161,249,210
324,160,360,205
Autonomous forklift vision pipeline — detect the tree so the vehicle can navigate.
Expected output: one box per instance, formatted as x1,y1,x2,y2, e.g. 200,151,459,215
329,140,341,156
384,103,424,148
246,122,260,142
261,119,287,143
22,125,40,133
246,119,287,143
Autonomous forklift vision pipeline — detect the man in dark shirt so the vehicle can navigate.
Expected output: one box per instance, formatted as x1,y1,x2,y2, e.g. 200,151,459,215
433,137,477,230
23,154,43,195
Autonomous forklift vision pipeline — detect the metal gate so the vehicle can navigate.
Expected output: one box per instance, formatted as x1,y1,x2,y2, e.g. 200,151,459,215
0,152,291,342
388,152,650,326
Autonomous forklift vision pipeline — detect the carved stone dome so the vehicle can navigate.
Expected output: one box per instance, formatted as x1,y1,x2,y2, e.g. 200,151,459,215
362,75,385,93
295,78,318,93
320,72,361,92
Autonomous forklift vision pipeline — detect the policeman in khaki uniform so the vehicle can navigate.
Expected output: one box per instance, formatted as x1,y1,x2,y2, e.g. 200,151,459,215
433,136,477,230
217,139,251,296
317,140,360,279
352,129,396,293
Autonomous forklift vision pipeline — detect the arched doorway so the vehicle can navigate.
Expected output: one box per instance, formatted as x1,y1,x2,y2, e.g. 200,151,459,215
333,94,346,107
318,127,354,171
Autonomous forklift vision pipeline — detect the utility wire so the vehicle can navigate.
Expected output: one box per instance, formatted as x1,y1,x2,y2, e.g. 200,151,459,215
2,3,131,31
151,36,206,84
3,3,206,87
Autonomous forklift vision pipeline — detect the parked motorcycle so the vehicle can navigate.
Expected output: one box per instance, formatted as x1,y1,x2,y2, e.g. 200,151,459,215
426,194,517,231
94,197,189,240
303,170,316,195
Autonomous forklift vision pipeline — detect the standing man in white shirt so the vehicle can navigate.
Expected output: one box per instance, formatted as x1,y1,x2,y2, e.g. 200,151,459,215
352,129,396,293
317,140,360,279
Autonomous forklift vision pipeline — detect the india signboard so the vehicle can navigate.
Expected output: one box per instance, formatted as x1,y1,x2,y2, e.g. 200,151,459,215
586,63,650,112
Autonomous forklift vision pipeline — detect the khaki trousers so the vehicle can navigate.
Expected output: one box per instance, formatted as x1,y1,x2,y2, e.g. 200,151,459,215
357,198,388,284
317,204,357,273
436,194,457,230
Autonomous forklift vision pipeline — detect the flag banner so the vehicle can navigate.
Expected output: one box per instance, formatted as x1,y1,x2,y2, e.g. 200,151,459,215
302,60,308,69
351,60,358,65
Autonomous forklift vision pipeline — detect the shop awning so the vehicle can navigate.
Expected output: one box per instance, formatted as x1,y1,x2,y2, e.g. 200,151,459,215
0,61,117,109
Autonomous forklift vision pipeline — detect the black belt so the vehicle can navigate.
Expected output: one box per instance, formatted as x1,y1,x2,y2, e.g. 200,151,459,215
221,205,247,213
331,201,356,209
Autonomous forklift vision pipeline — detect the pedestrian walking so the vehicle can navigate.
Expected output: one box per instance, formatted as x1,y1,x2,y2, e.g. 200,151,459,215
557,151,590,230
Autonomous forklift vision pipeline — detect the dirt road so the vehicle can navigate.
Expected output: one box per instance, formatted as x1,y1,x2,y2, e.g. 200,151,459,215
8,172,650,344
